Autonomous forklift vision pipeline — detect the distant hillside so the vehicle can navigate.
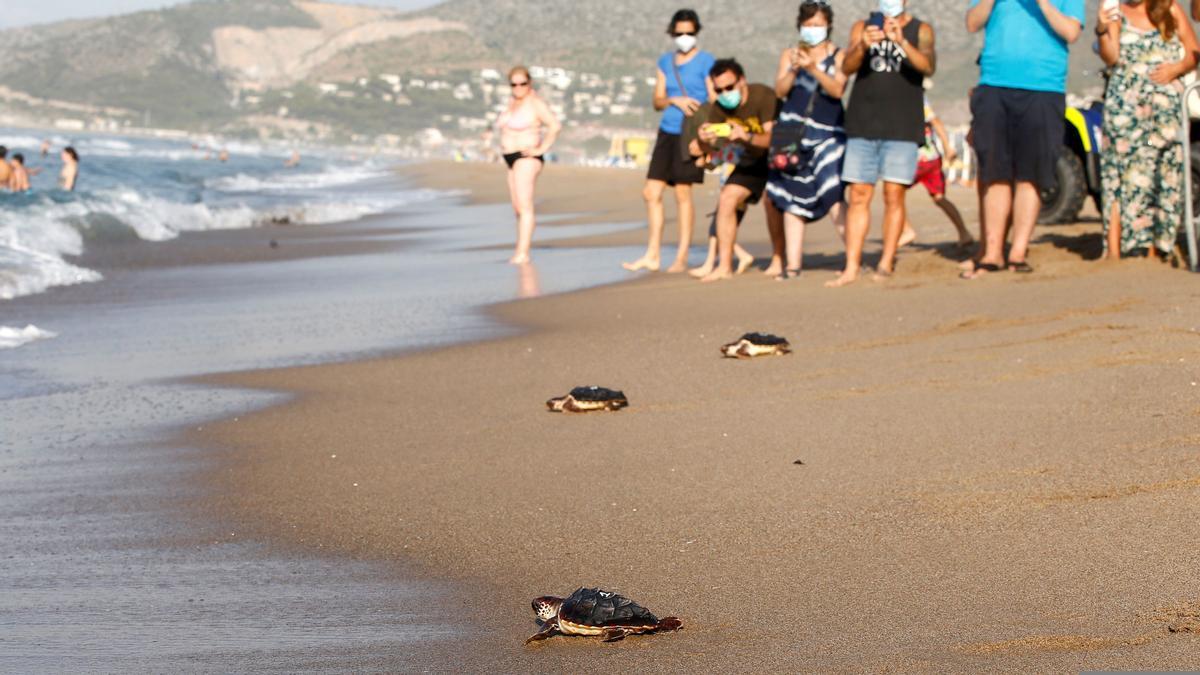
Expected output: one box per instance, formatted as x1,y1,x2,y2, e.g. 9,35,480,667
0,0,1106,139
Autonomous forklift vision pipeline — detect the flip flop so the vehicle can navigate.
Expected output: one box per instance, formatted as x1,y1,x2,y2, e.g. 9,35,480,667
960,262,1003,280
1008,261,1034,273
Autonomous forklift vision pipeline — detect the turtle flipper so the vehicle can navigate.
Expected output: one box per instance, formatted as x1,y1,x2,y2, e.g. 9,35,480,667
525,621,559,645
657,617,683,632
601,627,630,642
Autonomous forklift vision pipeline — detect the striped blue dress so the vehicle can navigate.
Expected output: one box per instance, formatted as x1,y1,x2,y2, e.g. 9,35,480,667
766,49,846,221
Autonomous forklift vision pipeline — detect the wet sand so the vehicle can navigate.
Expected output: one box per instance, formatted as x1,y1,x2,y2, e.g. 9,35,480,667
202,161,1200,670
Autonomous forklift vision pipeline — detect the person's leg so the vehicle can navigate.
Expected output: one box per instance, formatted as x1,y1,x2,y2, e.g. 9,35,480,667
763,198,785,276
827,182,874,287
1007,180,1041,266
831,201,846,243
688,213,720,277
783,211,806,276
700,183,752,282
967,180,1012,275
624,179,668,271
509,158,543,264
667,183,695,272
933,195,973,246
876,181,908,277
1105,200,1122,260
899,218,917,248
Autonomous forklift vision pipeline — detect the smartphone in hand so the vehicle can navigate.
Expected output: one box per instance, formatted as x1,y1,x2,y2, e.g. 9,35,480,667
867,11,885,29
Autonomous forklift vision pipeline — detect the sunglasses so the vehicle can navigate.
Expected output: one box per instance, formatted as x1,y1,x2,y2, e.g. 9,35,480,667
801,0,830,6
672,31,697,37
510,81,530,88
714,83,739,94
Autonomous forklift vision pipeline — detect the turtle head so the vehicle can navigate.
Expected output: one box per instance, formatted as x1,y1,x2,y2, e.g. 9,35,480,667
531,596,563,622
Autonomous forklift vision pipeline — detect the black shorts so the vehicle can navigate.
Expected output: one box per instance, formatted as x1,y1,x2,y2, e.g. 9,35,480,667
970,85,1065,191
504,152,543,169
646,130,705,186
725,159,770,204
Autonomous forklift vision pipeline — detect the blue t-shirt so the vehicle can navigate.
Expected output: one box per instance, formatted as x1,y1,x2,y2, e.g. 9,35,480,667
658,50,715,134
970,0,1085,93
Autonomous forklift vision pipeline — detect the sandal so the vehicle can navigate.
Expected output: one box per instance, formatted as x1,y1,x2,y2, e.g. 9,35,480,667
1008,261,1034,274
960,262,1003,280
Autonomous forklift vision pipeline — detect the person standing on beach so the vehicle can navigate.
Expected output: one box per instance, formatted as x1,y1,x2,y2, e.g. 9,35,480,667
623,9,716,274
765,0,849,280
900,94,974,250
60,147,79,192
828,0,936,288
693,59,780,283
962,0,1084,278
497,65,561,265
1097,0,1197,260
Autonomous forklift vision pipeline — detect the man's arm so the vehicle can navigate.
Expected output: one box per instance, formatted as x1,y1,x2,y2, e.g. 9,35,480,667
898,21,937,76
1193,0,1200,22
842,20,871,75
1035,0,1083,43
966,0,995,33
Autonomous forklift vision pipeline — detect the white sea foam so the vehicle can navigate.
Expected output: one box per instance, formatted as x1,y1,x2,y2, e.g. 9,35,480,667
0,325,58,349
206,165,390,192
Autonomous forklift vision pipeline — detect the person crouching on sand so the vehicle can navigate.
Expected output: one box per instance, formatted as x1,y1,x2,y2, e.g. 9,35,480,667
60,147,79,192
691,58,779,283
497,65,561,265
623,9,716,274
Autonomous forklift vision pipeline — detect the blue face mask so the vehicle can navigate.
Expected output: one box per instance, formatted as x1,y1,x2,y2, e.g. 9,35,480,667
717,89,742,110
799,26,828,46
880,0,904,18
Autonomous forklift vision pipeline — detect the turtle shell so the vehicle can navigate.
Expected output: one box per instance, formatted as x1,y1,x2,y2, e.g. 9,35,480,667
559,587,659,628
568,386,627,403
739,333,788,346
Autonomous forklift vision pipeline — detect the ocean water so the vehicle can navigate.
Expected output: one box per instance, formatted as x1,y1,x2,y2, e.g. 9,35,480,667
0,129,438,306
0,129,643,670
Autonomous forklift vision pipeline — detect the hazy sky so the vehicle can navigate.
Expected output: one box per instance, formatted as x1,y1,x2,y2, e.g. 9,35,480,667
0,0,443,30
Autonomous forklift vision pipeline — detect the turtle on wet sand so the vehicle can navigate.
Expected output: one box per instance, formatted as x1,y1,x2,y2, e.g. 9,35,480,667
526,587,682,644
546,386,629,413
720,332,792,359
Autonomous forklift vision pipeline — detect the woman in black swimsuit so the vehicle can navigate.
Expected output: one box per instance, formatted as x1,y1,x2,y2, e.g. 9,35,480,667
497,65,561,265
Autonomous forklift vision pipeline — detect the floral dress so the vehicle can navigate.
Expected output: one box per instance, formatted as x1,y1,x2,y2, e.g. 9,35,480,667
1101,20,1185,256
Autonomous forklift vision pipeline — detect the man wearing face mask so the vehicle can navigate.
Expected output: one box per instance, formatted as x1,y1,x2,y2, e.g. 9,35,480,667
963,0,1083,277
694,58,780,283
829,0,936,287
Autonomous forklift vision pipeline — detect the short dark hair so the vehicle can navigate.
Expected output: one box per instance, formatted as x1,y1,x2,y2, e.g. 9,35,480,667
0,146,6,159
710,58,744,81
667,8,702,34
12,153,23,164
64,146,79,161
798,1,834,30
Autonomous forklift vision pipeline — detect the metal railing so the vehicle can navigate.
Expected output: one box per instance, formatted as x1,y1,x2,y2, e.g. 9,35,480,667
1182,79,1200,271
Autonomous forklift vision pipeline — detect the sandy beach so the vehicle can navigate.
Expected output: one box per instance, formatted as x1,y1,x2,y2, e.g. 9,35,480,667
199,161,1200,671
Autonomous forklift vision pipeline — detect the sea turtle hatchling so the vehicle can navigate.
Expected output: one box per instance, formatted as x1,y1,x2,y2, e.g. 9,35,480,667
546,386,629,413
526,587,682,644
720,333,792,359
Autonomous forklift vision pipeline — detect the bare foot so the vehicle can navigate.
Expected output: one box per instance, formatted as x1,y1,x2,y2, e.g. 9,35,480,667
509,254,531,265
824,269,859,288
665,259,689,273
871,267,893,282
699,268,733,283
688,262,715,279
622,257,660,272
898,226,917,249
763,257,783,277
736,254,755,275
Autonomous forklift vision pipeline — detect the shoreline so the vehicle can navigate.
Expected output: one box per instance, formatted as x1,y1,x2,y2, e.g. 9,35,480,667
197,161,1200,670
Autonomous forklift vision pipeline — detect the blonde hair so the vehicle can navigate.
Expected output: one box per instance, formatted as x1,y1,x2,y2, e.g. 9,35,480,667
508,66,532,84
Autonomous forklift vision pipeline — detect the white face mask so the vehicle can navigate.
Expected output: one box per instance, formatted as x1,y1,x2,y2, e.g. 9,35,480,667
880,0,905,18
799,25,828,46
675,34,697,53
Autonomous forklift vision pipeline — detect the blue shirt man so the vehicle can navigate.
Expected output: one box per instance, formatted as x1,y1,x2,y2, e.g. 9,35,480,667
962,0,1083,278
971,0,1086,93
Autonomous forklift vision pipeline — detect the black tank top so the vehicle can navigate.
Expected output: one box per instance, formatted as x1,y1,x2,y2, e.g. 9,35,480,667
844,17,925,145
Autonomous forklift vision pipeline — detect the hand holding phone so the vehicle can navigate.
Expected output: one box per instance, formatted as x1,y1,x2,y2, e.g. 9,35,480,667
708,123,733,138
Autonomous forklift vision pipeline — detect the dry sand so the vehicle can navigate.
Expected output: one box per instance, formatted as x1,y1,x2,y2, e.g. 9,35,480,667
198,161,1200,671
